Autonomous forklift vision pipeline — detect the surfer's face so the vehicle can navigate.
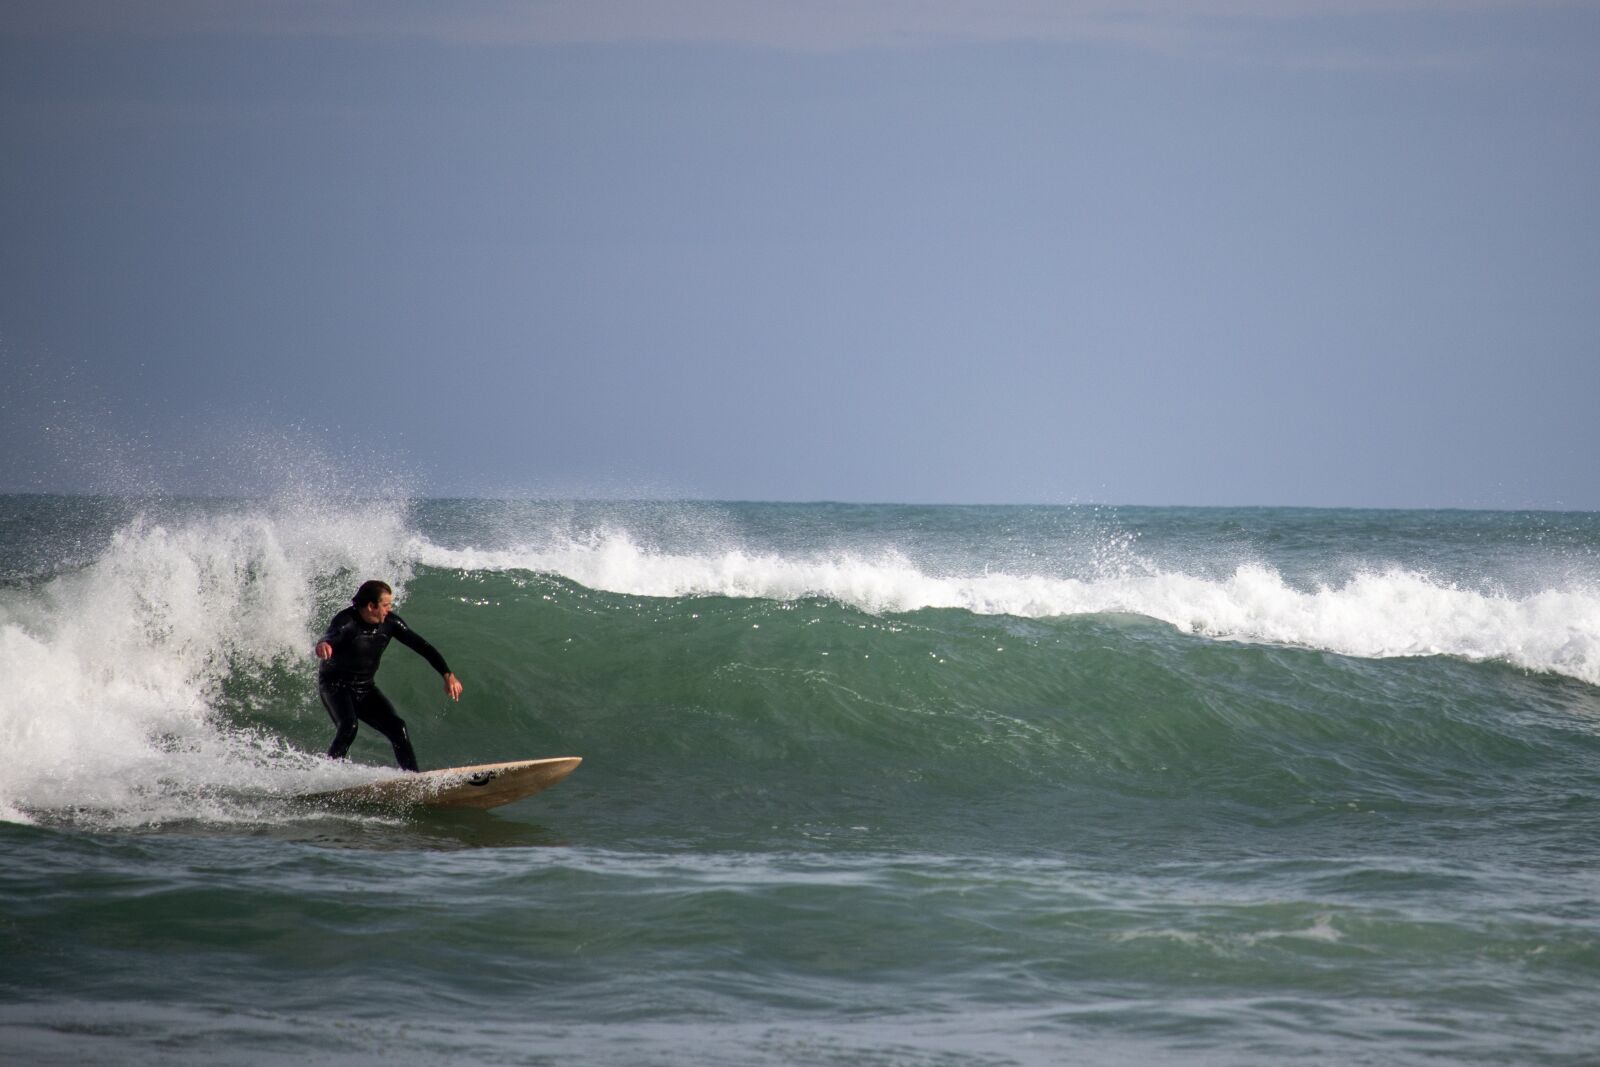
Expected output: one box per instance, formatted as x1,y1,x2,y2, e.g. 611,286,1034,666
358,592,393,625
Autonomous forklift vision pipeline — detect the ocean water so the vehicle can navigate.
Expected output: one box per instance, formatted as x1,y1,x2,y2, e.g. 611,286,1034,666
3,494,1599,1065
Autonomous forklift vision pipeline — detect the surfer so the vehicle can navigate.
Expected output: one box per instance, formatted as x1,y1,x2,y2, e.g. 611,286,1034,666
313,580,463,772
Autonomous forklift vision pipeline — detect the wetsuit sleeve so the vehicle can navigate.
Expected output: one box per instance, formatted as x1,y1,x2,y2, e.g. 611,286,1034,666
388,613,452,676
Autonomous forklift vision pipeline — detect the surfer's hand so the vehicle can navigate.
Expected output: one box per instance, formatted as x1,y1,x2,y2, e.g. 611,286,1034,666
444,673,463,701
314,641,332,660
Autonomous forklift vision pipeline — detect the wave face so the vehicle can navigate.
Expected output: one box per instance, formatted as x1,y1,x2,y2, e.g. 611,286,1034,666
4,496,1600,1065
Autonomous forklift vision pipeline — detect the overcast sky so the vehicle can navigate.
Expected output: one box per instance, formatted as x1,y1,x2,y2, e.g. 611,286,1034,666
2,1,1596,507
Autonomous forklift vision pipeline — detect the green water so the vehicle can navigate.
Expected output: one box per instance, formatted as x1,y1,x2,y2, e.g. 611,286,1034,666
3,497,1599,1064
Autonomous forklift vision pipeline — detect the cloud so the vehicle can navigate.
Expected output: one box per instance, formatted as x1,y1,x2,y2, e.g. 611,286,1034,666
1,0,1585,54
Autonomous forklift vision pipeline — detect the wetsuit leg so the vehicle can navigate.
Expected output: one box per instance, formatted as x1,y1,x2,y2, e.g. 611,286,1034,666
319,684,361,761
355,688,420,772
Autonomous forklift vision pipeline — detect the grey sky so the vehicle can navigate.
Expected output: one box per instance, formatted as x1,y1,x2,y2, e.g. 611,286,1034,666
2,1,1596,507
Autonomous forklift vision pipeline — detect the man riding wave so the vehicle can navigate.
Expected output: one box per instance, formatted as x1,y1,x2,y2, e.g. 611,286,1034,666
314,580,462,771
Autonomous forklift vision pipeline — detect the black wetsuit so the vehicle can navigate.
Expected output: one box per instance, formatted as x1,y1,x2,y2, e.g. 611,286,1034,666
317,606,452,772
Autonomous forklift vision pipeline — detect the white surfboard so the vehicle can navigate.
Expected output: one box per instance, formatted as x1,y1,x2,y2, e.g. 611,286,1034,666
307,757,582,810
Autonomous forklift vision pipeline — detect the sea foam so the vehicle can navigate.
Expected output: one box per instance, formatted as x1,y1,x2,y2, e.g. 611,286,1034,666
0,500,415,825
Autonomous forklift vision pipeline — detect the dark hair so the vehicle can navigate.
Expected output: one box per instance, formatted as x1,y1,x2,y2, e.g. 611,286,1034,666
352,580,393,608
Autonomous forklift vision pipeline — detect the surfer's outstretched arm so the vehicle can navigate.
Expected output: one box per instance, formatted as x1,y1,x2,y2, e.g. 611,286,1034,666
389,613,463,701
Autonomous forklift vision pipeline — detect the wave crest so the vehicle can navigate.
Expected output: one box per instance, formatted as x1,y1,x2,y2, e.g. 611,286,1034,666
416,531,1600,685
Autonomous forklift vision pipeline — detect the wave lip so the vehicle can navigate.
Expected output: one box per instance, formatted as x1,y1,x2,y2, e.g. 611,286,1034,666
416,532,1600,685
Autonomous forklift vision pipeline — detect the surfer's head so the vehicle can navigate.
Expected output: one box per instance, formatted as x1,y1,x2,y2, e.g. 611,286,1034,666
353,580,393,624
